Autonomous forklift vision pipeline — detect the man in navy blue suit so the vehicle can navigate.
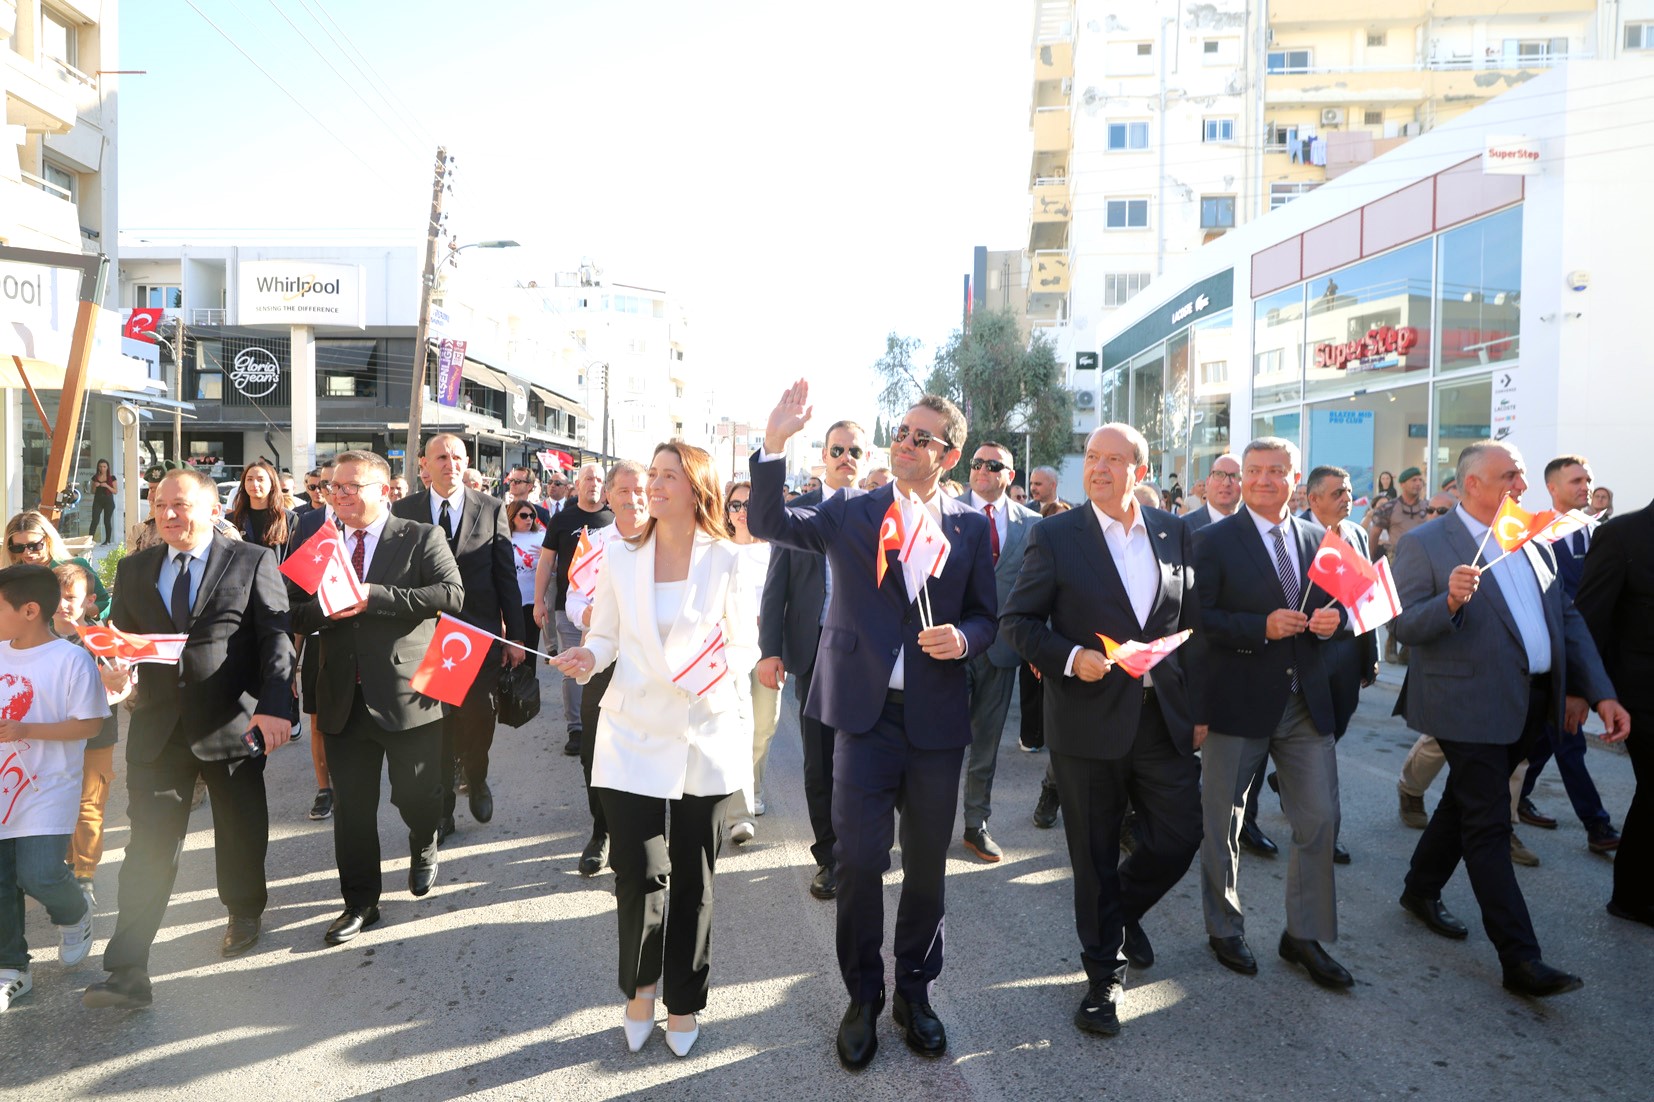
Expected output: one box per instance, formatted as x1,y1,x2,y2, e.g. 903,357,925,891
749,380,997,1070
1515,454,1619,852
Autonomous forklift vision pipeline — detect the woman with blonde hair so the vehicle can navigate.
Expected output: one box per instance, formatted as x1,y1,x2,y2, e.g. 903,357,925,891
3,511,109,618
550,442,757,1058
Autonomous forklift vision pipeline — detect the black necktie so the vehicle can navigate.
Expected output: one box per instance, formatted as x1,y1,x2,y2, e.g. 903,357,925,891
438,499,455,544
170,552,193,633
1572,529,1586,557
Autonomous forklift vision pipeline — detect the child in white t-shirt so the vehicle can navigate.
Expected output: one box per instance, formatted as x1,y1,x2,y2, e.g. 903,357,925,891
0,564,109,1011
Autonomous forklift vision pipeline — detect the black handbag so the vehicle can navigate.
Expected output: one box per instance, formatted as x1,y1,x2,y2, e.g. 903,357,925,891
497,659,541,728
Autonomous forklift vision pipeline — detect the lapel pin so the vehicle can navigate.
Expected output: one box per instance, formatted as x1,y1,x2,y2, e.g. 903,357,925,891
1157,530,1168,540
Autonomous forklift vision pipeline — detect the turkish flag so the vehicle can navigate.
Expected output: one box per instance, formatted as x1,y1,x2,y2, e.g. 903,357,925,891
1490,497,1559,554
567,526,605,599
281,523,345,593
123,308,162,342
75,624,186,665
410,614,494,706
671,625,730,698
1307,529,1380,608
1096,629,1193,679
875,500,905,589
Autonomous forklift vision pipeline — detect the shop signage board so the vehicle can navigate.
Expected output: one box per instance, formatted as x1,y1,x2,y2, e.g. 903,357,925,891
1309,409,1376,509
1314,325,1420,372
237,260,367,328
1484,136,1540,176
229,347,282,399
1491,369,1518,440
1103,269,1234,371
434,339,467,407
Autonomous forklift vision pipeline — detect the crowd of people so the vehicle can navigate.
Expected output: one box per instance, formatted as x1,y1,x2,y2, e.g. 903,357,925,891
0,391,1646,1074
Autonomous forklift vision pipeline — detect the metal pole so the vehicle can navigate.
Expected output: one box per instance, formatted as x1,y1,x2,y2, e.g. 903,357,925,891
172,316,185,462
404,146,448,468
600,363,611,460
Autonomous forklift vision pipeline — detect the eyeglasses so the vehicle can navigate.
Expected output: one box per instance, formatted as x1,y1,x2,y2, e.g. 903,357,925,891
1207,470,1240,483
305,482,320,491
892,424,953,451
727,500,748,513
328,481,386,498
508,478,532,486
970,458,1008,473
547,481,568,489
1425,506,1450,515
7,537,45,555
828,445,864,460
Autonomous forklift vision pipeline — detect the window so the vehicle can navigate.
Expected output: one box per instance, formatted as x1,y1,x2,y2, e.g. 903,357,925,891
1107,122,1150,151
316,339,378,399
1267,122,1298,150
1364,109,1384,126
1267,49,1313,73
1627,23,1654,50
1136,42,1152,56
1366,31,1387,48
40,8,77,69
1203,40,1219,54
1200,360,1229,385
42,161,76,202
1436,206,1522,372
136,284,182,309
1271,181,1320,209
1200,196,1236,229
1104,272,1151,307
1503,38,1567,63
1303,239,1433,396
1203,118,1235,143
1105,199,1149,229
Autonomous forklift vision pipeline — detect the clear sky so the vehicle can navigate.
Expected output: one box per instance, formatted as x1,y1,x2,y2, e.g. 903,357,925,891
118,0,1033,432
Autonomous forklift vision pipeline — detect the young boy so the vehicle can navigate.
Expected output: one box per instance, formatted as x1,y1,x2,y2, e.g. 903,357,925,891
0,564,108,1011
53,563,126,905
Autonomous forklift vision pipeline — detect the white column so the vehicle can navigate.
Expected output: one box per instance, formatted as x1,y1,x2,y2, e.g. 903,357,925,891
290,324,317,475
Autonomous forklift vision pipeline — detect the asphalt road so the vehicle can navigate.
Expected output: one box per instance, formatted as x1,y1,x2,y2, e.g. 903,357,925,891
11,666,1649,1101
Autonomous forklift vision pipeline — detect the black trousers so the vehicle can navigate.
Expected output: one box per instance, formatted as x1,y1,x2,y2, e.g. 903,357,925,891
1612,709,1651,911
103,723,267,974
327,688,444,910
441,648,499,814
794,670,837,868
1051,700,1202,986
596,786,732,1015
1405,682,1546,964
578,665,614,839
89,493,115,542
1018,662,1044,750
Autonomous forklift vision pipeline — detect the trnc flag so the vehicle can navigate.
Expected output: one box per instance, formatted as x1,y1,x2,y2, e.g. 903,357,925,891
672,624,730,698
75,624,187,666
316,535,367,616
1307,529,1379,608
898,493,951,592
410,613,494,706
567,526,605,599
1096,629,1193,679
1537,509,1595,544
875,500,905,589
1490,497,1559,555
1348,557,1404,635
281,523,347,593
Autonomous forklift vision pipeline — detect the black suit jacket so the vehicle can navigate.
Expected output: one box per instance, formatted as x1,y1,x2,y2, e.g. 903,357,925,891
393,488,523,643
1192,510,1344,738
1574,501,1654,714
757,487,826,680
1001,503,1202,758
291,515,464,734
112,535,296,763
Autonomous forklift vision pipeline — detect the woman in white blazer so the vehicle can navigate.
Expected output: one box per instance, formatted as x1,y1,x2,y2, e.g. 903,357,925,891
551,442,757,1058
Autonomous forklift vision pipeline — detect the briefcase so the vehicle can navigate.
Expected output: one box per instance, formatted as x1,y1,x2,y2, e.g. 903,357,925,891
497,660,541,728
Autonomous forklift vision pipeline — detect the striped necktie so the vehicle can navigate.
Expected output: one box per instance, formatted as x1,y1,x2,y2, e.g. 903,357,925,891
1270,525,1301,693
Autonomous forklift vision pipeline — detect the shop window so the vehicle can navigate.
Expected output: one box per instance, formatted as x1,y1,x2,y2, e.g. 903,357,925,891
1107,122,1150,151
1433,375,1493,480
1251,410,1302,452
1303,238,1433,398
1203,118,1235,143
1200,196,1236,229
1106,199,1149,229
1128,346,1167,459
1253,284,1305,407
1190,310,1234,477
1306,383,1430,513
1267,49,1313,73
317,340,379,399
1200,360,1228,385
1437,206,1521,372
1098,365,1125,425
1104,272,1151,307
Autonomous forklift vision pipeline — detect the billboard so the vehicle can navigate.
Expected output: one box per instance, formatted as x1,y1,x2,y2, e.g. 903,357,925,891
237,260,366,328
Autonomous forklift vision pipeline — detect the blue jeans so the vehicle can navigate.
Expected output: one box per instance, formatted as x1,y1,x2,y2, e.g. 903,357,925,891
1520,722,1610,828
0,833,89,970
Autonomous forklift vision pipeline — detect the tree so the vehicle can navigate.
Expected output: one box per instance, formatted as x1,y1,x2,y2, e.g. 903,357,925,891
870,309,1073,478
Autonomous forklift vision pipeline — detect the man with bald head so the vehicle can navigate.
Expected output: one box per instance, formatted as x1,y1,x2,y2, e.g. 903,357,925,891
534,462,611,757
1183,455,1239,532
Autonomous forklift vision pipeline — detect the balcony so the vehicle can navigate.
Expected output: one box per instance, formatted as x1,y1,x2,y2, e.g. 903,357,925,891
1030,178,1071,223
1267,0,1593,23
5,48,77,134
1029,250,1070,295
1265,57,1587,108
1034,39,1073,82
1031,106,1071,153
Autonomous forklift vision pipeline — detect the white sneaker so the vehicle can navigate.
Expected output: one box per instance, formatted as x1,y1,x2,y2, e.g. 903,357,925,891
59,901,94,966
0,969,30,1011
730,821,756,845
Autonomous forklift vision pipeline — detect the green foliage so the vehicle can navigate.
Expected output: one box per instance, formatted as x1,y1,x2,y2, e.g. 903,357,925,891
95,543,124,596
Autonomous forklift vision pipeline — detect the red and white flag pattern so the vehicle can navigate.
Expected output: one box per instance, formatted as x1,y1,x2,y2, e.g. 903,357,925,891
1307,529,1379,609
672,625,730,698
409,613,494,706
281,522,367,614
75,624,187,666
897,493,951,596
316,535,368,616
1537,509,1595,544
1348,557,1404,635
1096,629,1193,679
875,500,905,589
567,526,606,599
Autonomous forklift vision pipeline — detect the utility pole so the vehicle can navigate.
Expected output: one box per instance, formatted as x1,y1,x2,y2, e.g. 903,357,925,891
171,316,185,463
404,146,449,470
600,362,611,461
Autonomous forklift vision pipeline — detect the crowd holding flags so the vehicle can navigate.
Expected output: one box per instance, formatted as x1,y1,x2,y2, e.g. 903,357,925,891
1095,629,1193,679
280,523,367,616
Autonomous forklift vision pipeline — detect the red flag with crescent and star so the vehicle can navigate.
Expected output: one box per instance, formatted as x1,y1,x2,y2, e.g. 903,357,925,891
1490,497,1559,555
74,624,186,665
281,522,366,614
1096,629,1194,679
1306,528,1379,608
876,500,905,589
410,613,493,706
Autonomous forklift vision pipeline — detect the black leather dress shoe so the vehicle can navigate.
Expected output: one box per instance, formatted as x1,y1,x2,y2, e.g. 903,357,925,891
436,816,456,845
810,864,838,900
82,968,153,1010
892,991,947,1056
1209,935,1258,975
1032,785,1060,829
221,914,261,957
578,833,608,878
1502,959,1583,997
409,856,438,897
324,906,381,945
1607,899,1654,928
1400,891,1469,939
1074,980,1122,1036
1517,797,1558,829
1123,920,1153,969
836,991,884,1069
1333,840,1351,865
563,732,582,757
1278,932,1354,988
1239,823,1279,857
469,780,494,824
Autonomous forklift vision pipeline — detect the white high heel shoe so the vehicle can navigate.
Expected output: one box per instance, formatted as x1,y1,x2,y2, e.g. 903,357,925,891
622,995,657,1052
665,1015,698,1057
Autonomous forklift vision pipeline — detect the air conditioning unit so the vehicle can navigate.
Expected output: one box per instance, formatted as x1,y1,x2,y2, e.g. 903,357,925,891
1073,390,1097,409
1402,121,1422,136
1321,107,1346,126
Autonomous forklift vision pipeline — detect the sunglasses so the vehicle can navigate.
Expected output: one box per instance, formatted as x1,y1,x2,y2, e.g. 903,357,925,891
892,424,953,451
508,478,532,486
828,445,864,460
1425,506,1450,515
7,537,46,555
727,500,748,512
514,511,537,520
970,458,1008,473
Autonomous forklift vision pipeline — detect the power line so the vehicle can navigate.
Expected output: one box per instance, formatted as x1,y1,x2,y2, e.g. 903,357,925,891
297,0,436,148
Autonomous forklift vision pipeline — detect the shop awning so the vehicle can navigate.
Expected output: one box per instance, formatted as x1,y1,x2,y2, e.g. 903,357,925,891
531,385,593,420
460,361,509,391
2,307,167,394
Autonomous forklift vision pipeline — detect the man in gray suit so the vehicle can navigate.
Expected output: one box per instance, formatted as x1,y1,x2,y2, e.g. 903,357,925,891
958,441,1041,862
1392,440,1629,997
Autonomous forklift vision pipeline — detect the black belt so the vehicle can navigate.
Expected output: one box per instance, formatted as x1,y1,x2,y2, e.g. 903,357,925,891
887,689,905,705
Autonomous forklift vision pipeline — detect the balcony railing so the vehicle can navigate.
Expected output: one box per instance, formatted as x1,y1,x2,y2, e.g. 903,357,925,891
19,169,71,200
191,308,227,326
1265,53,1591,77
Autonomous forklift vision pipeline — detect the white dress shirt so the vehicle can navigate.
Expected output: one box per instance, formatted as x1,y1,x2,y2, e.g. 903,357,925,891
341,512,392,579
1457,504,1552,675
429,485,465,537
965,490,1011,550
1064,501,1157,679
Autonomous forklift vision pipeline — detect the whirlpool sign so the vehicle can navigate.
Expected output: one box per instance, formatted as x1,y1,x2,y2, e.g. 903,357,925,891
236,261,367,328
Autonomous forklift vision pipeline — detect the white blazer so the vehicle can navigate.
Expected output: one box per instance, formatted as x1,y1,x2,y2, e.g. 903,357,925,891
579,531,759,800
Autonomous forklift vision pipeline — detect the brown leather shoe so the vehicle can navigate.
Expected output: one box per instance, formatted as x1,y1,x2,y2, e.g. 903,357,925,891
221,914,260,957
